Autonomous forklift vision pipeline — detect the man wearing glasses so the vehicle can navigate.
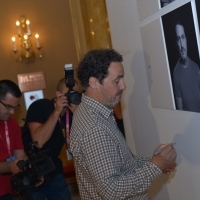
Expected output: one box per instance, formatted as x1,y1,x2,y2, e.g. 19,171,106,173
0,80,26,200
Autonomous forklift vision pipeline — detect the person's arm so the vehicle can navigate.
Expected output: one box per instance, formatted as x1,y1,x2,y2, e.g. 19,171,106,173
175,97,183,110
14,149,45,186
0,120,26,174
29,92,68,148
135,145,177,175
81,128,162,199
14,149,27,160
0,159,22,174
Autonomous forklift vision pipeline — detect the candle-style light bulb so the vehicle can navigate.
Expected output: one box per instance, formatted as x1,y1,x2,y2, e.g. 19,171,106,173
24,35,28,40
16,21,21,35
35,34,41,48
23,35,29,49
11,37,15,42
26,19,31,35
11,37,17,52
16,21,20,26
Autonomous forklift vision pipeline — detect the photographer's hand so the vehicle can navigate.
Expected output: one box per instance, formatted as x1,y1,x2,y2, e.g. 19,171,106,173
55,91,68,114
35,176,44,187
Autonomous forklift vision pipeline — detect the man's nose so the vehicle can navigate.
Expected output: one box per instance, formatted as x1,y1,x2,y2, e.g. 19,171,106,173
180,39,183,47
9,109,14,115
120,80,126,90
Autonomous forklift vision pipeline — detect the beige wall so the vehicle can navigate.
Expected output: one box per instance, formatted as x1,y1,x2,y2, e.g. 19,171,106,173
0,0,78,125
106,0,200,199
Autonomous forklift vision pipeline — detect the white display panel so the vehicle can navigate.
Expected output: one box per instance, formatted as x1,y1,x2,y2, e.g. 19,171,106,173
23,90,44,110
136,0,160,20
106,0,200,199
140,18,175,109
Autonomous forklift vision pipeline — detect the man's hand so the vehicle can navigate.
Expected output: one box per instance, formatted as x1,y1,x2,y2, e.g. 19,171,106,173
8,159,21,174
35,176,44,187
151,143,177,171
162,163,177,175
54,91,68,114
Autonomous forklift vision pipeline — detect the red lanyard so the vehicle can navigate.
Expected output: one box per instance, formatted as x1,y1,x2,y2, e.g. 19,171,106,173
66,109,70,148
4,121,11,156
59,109,70,148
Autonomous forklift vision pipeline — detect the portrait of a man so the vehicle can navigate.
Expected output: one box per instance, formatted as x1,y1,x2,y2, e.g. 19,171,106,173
162,2,200,113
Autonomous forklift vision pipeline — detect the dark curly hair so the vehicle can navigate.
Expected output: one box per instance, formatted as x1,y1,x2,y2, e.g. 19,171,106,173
77,49,123,89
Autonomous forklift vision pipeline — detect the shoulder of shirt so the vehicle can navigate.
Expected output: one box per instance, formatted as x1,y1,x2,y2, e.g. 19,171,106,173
174,59,181,72
28,98,51,109
81,95,113,118
188,57,199,68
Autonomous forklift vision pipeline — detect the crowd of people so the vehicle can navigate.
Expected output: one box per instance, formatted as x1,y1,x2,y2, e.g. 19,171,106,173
0,48,177,200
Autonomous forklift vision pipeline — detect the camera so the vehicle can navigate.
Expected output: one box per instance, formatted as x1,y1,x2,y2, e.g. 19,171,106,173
64,64,82,105
11,142,55,199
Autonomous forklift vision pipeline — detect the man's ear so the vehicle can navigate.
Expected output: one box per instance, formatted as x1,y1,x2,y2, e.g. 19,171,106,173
89,77,98,89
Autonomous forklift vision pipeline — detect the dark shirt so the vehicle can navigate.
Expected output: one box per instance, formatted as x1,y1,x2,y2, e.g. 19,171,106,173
22,98,72,174
173,57,200,112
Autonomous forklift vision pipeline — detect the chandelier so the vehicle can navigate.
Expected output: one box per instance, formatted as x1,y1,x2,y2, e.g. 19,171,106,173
11,16,42,64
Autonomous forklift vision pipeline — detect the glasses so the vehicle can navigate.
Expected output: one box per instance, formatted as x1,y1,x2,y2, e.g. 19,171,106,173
0,100,20,111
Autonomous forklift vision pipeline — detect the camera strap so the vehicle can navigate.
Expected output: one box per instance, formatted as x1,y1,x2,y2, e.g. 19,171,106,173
59,109,70,149
59,109,72,160
65,109,70,149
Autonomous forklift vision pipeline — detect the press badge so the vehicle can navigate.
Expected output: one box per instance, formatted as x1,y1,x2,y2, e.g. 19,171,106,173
66,149,72,161
7,156,15,162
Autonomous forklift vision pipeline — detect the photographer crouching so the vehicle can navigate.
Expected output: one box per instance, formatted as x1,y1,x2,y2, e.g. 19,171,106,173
22,65,82,200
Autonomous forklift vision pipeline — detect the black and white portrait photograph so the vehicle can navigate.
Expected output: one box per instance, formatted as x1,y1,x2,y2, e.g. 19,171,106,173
160,0,176,8
162,2,200,113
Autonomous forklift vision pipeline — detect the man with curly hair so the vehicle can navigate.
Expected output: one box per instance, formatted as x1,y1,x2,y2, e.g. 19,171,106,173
70,49,177,199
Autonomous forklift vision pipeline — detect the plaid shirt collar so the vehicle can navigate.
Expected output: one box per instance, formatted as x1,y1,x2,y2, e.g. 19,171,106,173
81,93,114,120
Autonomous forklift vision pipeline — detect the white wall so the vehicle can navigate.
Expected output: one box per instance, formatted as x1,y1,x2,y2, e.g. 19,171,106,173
106,0,200,199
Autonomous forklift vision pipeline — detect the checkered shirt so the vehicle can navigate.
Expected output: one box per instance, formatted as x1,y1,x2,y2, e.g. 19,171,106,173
70,94,162,200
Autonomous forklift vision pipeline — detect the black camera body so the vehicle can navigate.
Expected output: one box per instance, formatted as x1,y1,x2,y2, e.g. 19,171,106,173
12,142,55,194
64,64,81,105
65,90,82,105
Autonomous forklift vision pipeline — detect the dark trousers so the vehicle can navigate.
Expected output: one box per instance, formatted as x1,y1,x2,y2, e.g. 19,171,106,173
0,194,17,200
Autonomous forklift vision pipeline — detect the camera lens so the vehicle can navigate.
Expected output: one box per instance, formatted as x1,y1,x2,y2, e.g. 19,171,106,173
66,91,81,105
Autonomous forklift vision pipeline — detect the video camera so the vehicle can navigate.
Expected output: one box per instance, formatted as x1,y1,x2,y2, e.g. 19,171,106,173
11,142,55,199
64,64,82,105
